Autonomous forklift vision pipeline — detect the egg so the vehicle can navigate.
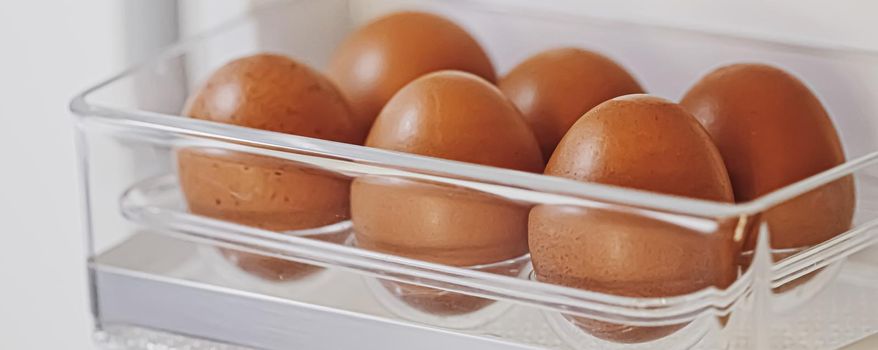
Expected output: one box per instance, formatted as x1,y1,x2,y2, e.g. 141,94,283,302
351,70,542,314
328,11,496,132
680,64,854,253
353,70,543,262
499,47,643,159
177,53,360,281
183,53,362,143
529,95,739,342
363,178,525,316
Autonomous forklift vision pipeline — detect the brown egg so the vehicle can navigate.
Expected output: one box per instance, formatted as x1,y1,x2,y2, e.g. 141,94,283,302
178,150,353,230
328,11,496,132
353,177,534,267
184,53,362,143
680,64,854,253
353,71,543,262
177,53,360,281
499,47,643,159
529,95,739,343
351,70,542,314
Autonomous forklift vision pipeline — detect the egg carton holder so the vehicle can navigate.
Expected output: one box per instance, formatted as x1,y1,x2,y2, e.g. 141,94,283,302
72,0,878,349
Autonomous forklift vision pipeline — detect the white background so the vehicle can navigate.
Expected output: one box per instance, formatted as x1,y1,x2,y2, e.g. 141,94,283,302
0,1,178,349
0,1,875,349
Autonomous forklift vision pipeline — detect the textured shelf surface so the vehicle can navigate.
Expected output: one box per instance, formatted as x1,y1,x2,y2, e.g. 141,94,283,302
91,233,878,350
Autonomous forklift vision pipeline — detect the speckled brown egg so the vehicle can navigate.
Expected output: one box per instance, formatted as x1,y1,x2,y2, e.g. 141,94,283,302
680,63,854,254
177,53,360,281
499,47,643,159
327,11,496,132
529,95,739,342
184,53,362,143
351,70,542,314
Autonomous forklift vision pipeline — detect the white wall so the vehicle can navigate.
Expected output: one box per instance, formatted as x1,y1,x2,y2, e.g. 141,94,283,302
535,0,878,51
0,1,174,349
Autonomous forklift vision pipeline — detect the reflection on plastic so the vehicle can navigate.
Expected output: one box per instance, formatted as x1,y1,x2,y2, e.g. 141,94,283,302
351,175,531,316
177,148,351,281
218,228,350,282
529,205,740,343
351,176,530,266
363,254,529,329
741,176,854,296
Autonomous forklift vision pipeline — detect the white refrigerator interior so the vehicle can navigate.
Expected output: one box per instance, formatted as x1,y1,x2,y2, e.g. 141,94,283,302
0,1,876,349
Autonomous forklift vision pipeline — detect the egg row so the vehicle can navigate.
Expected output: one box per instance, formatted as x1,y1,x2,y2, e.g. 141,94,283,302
176,10,854,343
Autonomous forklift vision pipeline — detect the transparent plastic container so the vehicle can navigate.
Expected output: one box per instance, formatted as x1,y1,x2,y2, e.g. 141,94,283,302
71,1,878,349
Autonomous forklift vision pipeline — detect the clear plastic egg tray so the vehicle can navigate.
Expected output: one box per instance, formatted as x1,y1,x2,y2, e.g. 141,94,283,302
72,0,878,349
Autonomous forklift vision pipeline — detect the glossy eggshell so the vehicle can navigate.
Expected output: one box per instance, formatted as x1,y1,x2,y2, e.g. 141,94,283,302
530,206,740,342
352,71,543,265
530,207,738,297
184,53,361,143
328,12,496,132
177,151,352,282
529,95,738,343
355,177,529,315
351,71,541,314
352,176,531,266
362,70,543,173
499,47,643,159
177,150,351,231
543,95,733,201
680,63,854,250
178,54,359,281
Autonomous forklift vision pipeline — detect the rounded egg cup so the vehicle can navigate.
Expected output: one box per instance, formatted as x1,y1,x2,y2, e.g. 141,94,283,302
360,253,530,330
542,308,713,350
757,246,846,314
198,220,353,295
529,272,714,349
